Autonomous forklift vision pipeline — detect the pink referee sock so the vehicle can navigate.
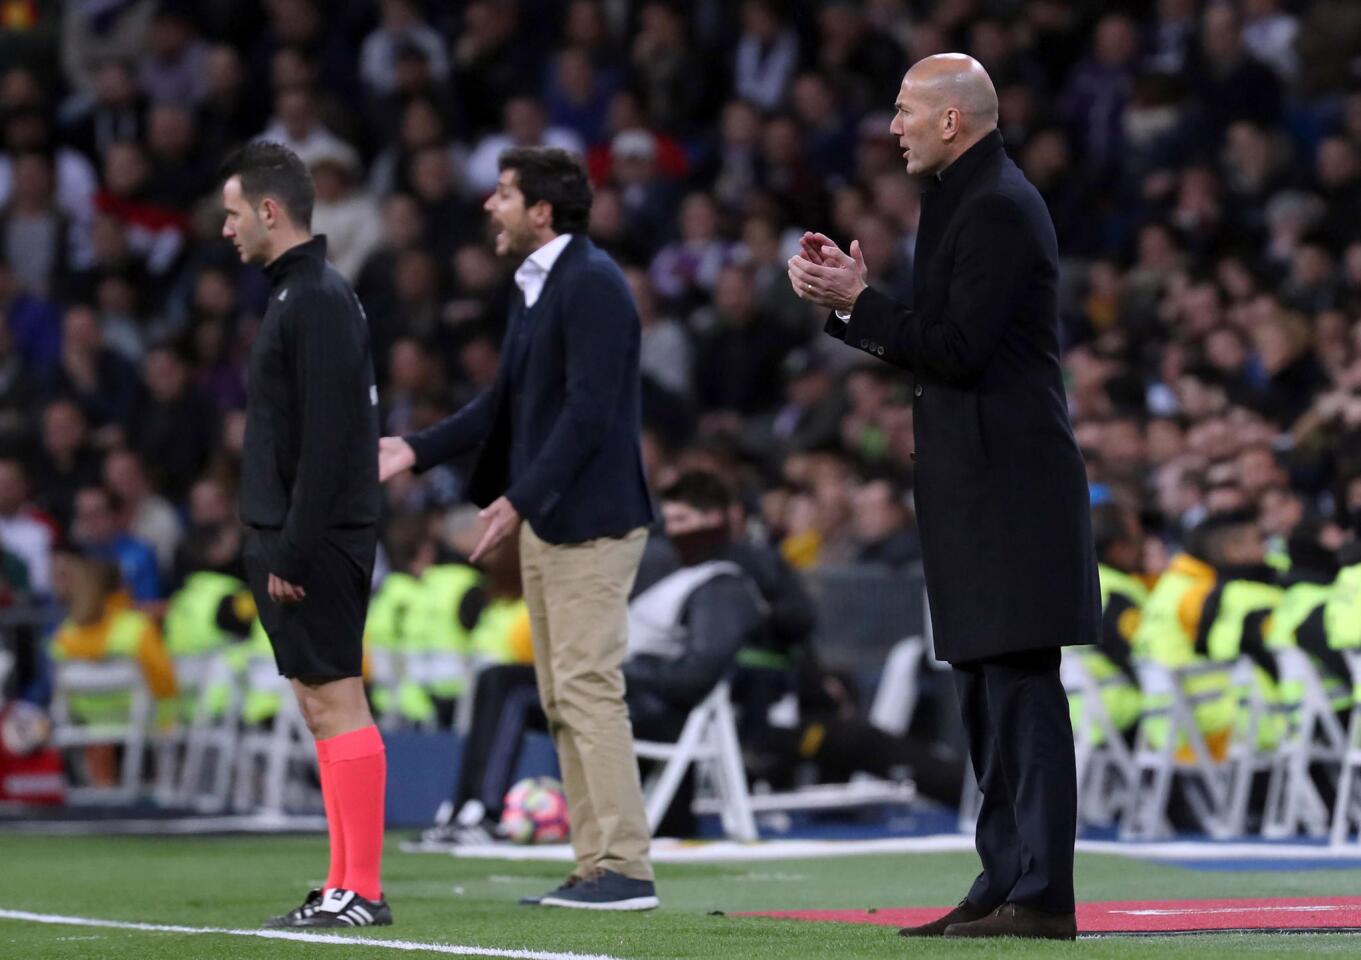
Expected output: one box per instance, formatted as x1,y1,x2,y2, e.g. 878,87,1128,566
314,738,346,891
320,725,387,901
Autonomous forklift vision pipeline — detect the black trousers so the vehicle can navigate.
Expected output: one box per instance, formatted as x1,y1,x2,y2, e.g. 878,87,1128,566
953,647,1076,914
450,665,694,833
454,665,544,818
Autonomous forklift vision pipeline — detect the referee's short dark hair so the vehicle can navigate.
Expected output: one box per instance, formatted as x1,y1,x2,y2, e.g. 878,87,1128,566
498,147,593,234
219,141,314,229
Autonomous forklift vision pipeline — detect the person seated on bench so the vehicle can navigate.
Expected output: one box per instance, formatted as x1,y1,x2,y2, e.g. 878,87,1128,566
422,470,767,843
637,455,817,741
49,546,177,786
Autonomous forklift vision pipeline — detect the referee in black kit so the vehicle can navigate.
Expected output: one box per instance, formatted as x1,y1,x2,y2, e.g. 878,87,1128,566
221,142,391,929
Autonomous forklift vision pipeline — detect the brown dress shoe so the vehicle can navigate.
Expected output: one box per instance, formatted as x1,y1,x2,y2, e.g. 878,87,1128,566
898,900,992,938
943,903,1077,940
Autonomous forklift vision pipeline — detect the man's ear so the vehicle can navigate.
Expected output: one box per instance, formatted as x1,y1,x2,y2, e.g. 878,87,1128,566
259,196,281,229
940,107,960,142
531,200,554,231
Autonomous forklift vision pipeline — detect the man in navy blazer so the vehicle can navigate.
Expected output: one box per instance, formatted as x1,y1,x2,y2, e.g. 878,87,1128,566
379,147,658,911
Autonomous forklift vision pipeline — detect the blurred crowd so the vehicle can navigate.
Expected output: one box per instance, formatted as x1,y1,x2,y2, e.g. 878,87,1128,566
0,0,1359,640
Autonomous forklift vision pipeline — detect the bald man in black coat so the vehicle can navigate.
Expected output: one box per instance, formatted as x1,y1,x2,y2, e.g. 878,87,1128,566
790,54,1098,942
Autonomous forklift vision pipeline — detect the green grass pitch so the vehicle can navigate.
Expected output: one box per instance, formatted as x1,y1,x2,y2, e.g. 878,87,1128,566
2,833,1360,958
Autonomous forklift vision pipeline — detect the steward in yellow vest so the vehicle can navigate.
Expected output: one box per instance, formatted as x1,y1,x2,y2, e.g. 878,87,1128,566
49,551,176,787
1070,504,1147,741
163,572,254,657
231,618,283,726
366,531,532,728
1132,511,1265,756
365,569,433,724
1268,522,1351,716
417,539,533,726
163,571,255,720
1322,535,1361,700
1193,554,1283,751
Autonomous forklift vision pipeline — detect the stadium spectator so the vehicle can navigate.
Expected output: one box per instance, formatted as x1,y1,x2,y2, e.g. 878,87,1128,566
48,302,138,437
61,58,146,162
129,344,217,501
102,447,180,578
0,316,41,454
171,476,242,586
1,150,71,300
465,96,584,199
359,0,450,99
451,1,535,138
143,102,211,212
849,476,920,567
0,457,53,595
31,398,100,532
198,45,265,161
307,143,381,283
256,84,350,172
648,191,730,315
693,262,799,417
69,484,160,603
185,267,249,414
733,0,799,112
139,2,211,107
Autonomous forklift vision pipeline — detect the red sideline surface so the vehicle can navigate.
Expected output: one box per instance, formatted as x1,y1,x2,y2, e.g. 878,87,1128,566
742,896,1361,933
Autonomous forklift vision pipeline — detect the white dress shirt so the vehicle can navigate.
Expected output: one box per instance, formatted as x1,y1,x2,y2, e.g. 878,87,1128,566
514,233,574,307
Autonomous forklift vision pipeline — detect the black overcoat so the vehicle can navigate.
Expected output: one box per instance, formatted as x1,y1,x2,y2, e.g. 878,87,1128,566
826,130,1099,663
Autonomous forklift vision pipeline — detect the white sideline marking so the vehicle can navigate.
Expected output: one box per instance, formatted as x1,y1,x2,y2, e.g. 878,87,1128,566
0,908,627,960
412,834,1361,865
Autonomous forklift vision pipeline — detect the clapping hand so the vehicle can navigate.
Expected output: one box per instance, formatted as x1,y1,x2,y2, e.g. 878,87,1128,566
788,232,869,313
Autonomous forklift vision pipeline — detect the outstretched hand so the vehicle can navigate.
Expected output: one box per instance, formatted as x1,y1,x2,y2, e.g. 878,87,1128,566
788,232,869,313
378,436,416,482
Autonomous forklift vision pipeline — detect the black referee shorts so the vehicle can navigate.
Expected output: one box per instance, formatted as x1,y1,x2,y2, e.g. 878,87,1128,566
243,526,376,682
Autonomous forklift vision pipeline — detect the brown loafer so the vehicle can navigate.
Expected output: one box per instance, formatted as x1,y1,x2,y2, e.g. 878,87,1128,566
898,899,992,938
944,903,1077,940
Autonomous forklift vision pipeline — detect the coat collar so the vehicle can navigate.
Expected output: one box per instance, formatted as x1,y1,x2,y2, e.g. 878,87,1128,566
515,233,574,289
264,235,327,286
922,129,1005,195
524,234,589,307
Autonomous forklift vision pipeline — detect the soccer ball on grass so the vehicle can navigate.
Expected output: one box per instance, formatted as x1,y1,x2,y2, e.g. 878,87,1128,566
499,775,570,844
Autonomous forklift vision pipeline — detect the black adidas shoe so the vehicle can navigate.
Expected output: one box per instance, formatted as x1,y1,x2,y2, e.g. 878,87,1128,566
299,888,393,928
262,888,324,928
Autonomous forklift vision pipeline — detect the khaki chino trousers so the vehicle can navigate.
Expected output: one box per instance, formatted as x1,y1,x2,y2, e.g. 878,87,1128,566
519,521,652,881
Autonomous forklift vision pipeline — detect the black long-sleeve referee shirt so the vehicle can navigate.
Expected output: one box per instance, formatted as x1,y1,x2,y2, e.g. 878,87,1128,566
239,235,380,582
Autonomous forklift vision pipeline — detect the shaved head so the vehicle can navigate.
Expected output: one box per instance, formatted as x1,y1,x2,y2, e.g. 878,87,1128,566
889,53,999,177
904,54,999,127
